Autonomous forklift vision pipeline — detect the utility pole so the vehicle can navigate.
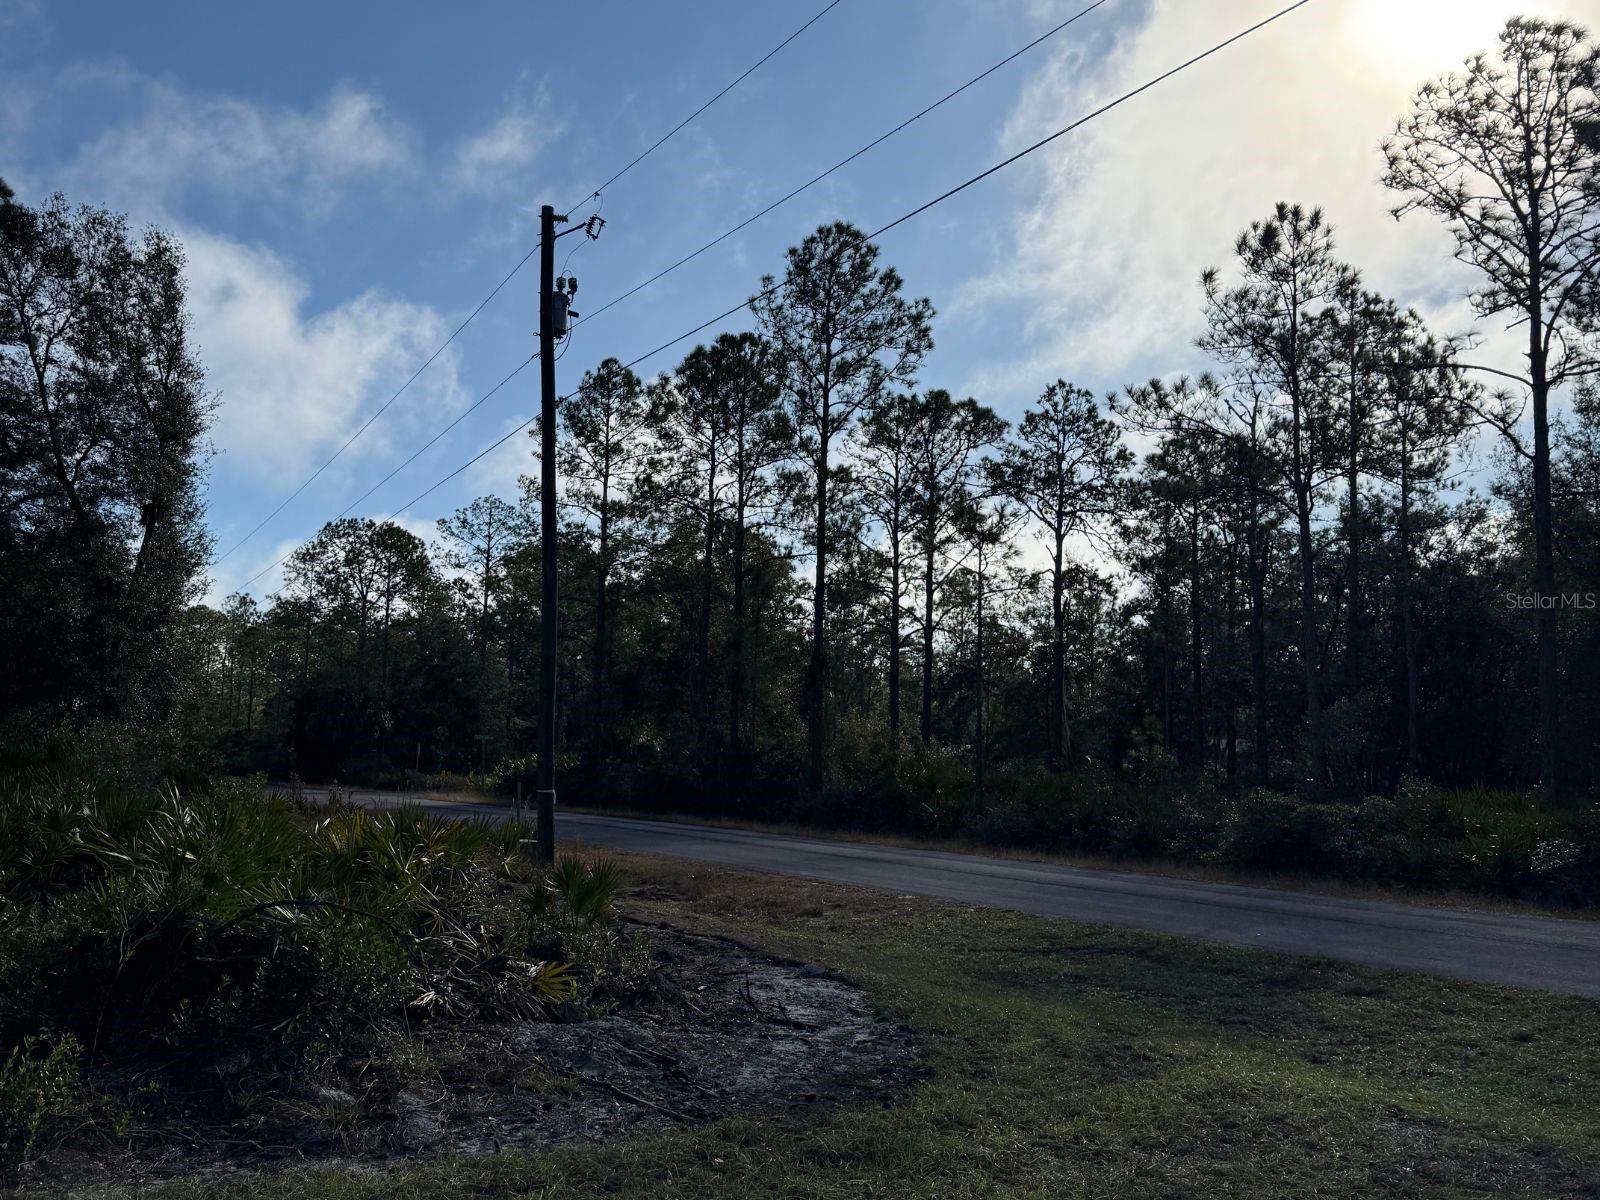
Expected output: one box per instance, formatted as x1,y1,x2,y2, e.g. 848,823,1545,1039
974,539,986,812
534,202,602,865
535,204,562,866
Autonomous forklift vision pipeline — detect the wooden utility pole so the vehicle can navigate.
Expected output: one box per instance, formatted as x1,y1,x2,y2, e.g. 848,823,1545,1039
536,204,561,865
533,202,601,863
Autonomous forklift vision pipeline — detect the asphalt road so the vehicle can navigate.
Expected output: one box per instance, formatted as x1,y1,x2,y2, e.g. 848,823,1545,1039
292,787,1600,998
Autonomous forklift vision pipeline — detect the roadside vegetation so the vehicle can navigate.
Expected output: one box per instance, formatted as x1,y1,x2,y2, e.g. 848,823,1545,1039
399,738,1600,909
0,773,642,1174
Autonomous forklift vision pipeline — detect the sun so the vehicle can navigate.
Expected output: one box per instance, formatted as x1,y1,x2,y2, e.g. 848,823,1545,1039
1343,0,1557,83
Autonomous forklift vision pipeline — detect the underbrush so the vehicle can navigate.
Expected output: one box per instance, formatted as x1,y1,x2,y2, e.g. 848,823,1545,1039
777,730,1600,907
0,772,644,1169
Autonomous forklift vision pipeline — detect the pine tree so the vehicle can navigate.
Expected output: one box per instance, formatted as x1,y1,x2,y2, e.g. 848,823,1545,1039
751,223,932,792
1385,17,1600,798
990,382,1128,771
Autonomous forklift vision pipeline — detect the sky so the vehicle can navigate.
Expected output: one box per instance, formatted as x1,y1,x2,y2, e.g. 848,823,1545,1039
5,0,1596,602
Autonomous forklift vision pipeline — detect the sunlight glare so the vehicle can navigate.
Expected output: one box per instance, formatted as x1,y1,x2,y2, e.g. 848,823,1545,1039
1345,0,1537,84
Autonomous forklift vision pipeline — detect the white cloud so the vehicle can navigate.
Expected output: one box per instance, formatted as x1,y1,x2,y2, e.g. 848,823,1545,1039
451,84,562,197
185,229,465,481
60,80,415,218
32,74,474,548
17,63,559,588
38,62,566,226
464,416,539,497
380,511,447,546
971,0,1599,396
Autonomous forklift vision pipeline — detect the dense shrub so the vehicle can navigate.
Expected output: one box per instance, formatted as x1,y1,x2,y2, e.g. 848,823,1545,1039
0,773,637,1066
971,764,1113,848
1215,790,1359,876
1529,806,1600,906
549,715,1600,903
793,716,972,834
554,714,1600,905
0,713,214,792
0,1034,88,1162
970,754,1226,863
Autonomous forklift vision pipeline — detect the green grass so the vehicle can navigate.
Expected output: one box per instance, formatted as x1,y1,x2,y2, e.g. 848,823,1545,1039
97,848,1600,1200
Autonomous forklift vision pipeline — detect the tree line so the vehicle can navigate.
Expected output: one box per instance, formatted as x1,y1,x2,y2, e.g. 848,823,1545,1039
5,19,1598,818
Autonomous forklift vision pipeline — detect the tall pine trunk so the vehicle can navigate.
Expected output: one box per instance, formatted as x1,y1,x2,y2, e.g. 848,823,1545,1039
593,503,610,770
1224,540,1239,789
887,527,902,741
1047,541,1068,772
694,445,717,750
1346,338,1366,696
1528,291,1561,802
974,549,987,808
920,542,935,745
1398,453,1420,777
1188,497,1205,769
1159,509,1174,750
729,502,748,759
1345,318,1368,793
1289,374,1327,793
1245,484,1271,785
806,426,829,794
1295,485,1324,791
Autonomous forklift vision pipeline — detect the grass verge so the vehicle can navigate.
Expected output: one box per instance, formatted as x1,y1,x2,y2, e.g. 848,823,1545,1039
94,845,1600,1200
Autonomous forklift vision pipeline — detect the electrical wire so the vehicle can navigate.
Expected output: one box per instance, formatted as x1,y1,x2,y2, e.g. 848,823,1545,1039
559,193,601,280
234,357,536,590
217,2,844,568
575,0,1108,331
212,249,535,566
235,0,1314,593
390,415,536,516
609,0,1317,375
563,0,848,212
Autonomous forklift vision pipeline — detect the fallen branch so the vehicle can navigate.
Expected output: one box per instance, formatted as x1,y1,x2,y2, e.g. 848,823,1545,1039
561,1070,692,1123
210,898,409,942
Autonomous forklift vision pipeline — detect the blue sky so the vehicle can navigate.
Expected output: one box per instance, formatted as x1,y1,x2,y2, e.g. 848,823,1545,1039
6,0,1590,600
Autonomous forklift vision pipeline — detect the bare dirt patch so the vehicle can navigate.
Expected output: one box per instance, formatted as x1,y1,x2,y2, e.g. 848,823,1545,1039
21,925,915,1192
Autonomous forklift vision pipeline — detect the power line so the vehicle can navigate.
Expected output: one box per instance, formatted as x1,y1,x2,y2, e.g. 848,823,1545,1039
344,0,1099,548
391,414,535,517
237,0,1314,593
211,248,535,567
327,357,536,525
869,1,1315,242
235,357,536,591
612,0,1317,375
564,0,848,211
240,321,578,593
217,2,845,569
576,0,1108,330
241,410,541,594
